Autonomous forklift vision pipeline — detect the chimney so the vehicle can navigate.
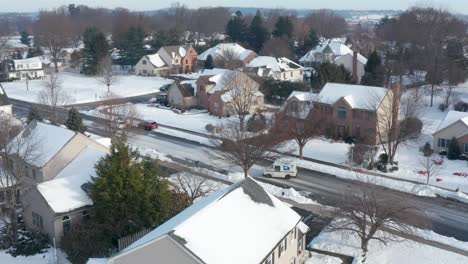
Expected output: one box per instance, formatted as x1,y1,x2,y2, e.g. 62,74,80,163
352,50,358,83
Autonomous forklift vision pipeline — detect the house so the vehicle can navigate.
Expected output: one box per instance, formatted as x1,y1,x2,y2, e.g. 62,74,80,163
5,122,109,243
281,91,316,119
433,110,468,155
309,83,398,145
0,86,12,116
196,71,263,117
245,56,304,82
7,57,45,81
157,45,198,73
198,43,257,68
167,80,198,111
299,39,367,83
134,54,169,76
108,178,309,264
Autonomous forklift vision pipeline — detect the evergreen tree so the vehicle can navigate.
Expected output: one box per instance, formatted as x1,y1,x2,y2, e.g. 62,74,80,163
204,54,214,70
82,27,110,75
225,11,248,43
26,46,43,58
150,29,181,52
247,10,269,52
20,31,30,47
361,51,385,87
297,28,319,57
272,16,293,39
116,26,147,66
447,137,461,160
27,107,43,123
90,143,172,240
317,62,353,89
65,108,87,133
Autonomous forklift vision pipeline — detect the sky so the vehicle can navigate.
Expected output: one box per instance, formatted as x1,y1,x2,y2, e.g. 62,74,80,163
0,0,467,14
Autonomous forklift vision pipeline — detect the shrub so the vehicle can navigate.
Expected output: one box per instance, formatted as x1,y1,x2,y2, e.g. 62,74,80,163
1,227,49,257
400,117,423,139
439,150,447,156
423,142,432,157
438,103,446,112
378,153,389,164
376,162,387,173
447,137,461,160
247,113,267,132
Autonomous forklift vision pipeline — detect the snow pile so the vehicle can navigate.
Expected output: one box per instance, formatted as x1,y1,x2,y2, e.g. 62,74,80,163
258,182,317,204
0,248,70,264
305,252,342,264
7,122,75,167
37,147,107,213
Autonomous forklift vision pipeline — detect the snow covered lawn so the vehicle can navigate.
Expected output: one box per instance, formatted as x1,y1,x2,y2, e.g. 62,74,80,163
281,138,350,164
310,227,468,264
0,248,70,264
2,72,172,105
304,252,342,264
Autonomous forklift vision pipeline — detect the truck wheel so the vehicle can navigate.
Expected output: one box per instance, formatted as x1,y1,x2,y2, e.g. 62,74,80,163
265,174,272,178
285,175,291,179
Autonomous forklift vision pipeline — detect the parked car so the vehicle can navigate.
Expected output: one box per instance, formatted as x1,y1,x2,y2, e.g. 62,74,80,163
263,159,297,179
139,120,158,130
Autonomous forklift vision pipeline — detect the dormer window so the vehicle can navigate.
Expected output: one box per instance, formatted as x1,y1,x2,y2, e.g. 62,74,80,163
142,60,147,65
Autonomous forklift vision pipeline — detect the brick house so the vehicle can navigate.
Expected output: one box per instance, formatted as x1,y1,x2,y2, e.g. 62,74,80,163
157,45,198,73
308,83,398,145
433,111,468,155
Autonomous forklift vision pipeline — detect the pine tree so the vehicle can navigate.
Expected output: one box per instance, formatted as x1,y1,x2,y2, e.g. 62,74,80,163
317,62,353,89
150,29,181,53
27,107,43,123
65,108,86,133
272,16,293,39
361,51,385,87
90,143,172,240
20,31,30,47
26,46,43,58
297,28,319,56
226,11,248,43
116,26,147,66
204,54,215,69
247,10,269,52
82,27,110,75
447,137,461,160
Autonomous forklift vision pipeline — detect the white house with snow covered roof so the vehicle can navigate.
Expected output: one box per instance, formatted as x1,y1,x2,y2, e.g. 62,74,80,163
198,43,257,68
4,121,109,243
7,57,45,81
108,177,309,264
309,83,399,145
245,56,304,82
299,39,367,83
134,53,170,76
433,111,468,155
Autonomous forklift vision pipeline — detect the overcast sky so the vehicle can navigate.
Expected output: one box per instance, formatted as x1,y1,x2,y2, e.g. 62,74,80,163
1,0,467,14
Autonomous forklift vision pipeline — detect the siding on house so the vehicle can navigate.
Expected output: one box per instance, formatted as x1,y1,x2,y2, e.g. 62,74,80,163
433,121,468,153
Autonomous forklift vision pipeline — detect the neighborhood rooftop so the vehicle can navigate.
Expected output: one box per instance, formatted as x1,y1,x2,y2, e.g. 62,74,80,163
198,43,254,61
435,110,468,132
315,83,389,110
118,178,302,264
247,56,303,72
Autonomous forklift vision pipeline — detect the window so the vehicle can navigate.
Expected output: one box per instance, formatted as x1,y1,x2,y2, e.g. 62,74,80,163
337,107,347,119
32,212,43,229
32,169,37,180
464,144,468,153
438,138,450,148
355,126,361,138
274,165,281,172
279,238,287,256
142,69,147,74
185,59,188,64
290,72,293,77
367,112,374,120
354,110,361,119
288,101,299,113
63,216,71,234
199,84,205,92
325,106,332,114
142,60,147,65
265,253,274,264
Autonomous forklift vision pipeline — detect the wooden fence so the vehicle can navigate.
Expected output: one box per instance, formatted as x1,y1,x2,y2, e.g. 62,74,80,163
117,227,153,251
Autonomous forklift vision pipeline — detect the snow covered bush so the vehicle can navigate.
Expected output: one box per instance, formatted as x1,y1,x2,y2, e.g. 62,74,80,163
447,137,461,160
0,223,49,257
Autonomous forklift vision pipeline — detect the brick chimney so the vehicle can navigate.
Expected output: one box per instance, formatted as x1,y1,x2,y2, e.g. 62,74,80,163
352,50,358,83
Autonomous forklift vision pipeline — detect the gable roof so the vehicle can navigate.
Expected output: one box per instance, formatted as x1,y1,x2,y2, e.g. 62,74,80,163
198,43,255,61
146,54,166,68
7,122,76,168
434,110,468,134
161,45,192,58
246,56,303,72
36,146,108,214
118,178,301,264
287,91,317,102
173,81,196,97
299,39,367,65
0,86,10,106
316,83,389,111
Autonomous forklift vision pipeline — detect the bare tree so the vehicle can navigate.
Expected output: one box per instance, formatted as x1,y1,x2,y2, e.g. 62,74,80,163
326,185,415,263
97,55,117,93
0,117,41,245
99,95,139,143
34,11,72,73
38,73,69,124
419,156,443,185
209,122,283,178
259,38,294,59
222,71,262,132
303,10,347,39
171,171,215,204
217,47,244,70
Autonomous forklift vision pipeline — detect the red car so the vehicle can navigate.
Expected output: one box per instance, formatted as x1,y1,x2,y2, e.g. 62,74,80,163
139,120,158,131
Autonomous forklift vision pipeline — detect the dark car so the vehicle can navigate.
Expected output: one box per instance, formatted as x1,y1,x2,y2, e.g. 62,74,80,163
139,120,158,130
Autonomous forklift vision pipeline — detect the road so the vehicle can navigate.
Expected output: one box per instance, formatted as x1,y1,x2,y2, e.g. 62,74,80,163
11,99,468,242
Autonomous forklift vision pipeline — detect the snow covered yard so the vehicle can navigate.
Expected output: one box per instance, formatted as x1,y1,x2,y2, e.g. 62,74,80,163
309,226,468,264
1,72,172,105
0,248,70,264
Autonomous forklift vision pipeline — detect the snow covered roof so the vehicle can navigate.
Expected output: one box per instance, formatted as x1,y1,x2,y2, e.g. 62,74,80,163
146,54,166,68
7,122,76,168
287,91,317,102
198,43,255,61
161,45,192,58
13,57,43,70
434,110,468,133
246,56,302,72
316,83,389,110
119,178,301,264
37,146,107,213
299,39,367,65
